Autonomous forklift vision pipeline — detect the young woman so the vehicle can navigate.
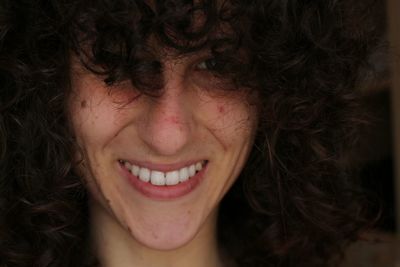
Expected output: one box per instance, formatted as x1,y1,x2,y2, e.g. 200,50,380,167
0,0,383,266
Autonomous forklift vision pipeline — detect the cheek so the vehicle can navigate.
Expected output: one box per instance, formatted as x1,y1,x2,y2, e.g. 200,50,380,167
70,94,131,147
69,72,139,139
206,97,256,144
72,106,115,144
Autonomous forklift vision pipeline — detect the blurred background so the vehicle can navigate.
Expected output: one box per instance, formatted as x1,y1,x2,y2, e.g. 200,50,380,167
339,0,399,266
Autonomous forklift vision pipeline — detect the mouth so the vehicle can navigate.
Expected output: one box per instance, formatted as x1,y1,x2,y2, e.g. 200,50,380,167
118,159,208,200
119,160,207,186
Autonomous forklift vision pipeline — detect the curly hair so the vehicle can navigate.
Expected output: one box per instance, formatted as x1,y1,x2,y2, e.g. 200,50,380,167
0,0,384,266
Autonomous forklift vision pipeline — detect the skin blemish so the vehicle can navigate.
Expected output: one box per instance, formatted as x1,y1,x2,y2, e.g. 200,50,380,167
80,100,87,108
217,105,225,114
167,116,179,124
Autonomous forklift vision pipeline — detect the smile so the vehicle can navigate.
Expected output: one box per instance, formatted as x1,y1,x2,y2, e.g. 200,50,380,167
119,160,207,186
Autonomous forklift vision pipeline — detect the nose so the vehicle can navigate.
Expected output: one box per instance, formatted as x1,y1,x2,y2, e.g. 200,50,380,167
138,68,193,156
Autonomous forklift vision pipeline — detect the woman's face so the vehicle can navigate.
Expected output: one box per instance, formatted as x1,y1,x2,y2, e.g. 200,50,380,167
68,54,258,250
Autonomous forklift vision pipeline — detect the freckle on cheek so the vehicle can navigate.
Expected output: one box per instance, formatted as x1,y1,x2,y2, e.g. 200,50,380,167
80,100,87,108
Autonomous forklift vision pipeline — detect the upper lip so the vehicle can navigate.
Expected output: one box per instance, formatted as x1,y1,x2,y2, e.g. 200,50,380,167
119,159,207,172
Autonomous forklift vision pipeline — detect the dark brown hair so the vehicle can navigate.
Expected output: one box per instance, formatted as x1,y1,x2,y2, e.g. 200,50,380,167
0,0,384,266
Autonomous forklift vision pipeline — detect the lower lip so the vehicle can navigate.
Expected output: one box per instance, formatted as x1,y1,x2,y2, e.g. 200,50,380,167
119,162,207,200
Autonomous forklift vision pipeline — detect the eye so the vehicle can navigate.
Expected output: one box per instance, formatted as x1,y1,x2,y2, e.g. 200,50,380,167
190,56,235,91
196,58,218,71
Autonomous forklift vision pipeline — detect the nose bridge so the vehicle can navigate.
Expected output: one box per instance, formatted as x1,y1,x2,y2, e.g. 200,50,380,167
140,66,192,156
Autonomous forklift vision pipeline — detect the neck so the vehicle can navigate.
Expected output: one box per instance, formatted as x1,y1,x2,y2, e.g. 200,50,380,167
89,201,226,267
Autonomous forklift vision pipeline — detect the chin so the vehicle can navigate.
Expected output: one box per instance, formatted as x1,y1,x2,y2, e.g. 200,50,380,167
129,219,201,251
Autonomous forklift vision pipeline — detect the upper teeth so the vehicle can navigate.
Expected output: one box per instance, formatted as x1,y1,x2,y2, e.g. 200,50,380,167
122,160,205,186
